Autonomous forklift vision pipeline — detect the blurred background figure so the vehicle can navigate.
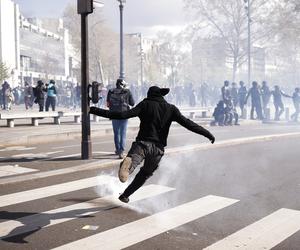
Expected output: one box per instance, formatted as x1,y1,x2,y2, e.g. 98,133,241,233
107,79,135,159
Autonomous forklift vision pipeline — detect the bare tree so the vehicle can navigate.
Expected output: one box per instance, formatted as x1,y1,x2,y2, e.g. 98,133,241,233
184,0,279,81
262,0,300,84
155,31,188,86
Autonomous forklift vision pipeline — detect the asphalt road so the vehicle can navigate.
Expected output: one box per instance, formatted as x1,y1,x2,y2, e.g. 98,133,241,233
0,123,300,249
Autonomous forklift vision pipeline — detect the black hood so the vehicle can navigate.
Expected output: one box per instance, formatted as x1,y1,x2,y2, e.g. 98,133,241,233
147,86,170,98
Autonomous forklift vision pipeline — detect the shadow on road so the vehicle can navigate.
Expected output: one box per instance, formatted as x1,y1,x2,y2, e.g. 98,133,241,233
0,206,102,244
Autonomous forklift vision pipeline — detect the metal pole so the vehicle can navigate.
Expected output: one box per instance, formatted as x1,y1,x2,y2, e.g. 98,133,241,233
81,13,92,160
119,2,125,79
247,0,251,85
140,33,144,85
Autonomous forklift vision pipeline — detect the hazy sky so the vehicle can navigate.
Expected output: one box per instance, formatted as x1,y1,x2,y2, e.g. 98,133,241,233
14,0,187,36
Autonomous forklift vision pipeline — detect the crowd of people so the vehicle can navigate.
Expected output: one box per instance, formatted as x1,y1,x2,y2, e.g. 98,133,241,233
0,80,81,112
211,80,300,126
1,79,300,124
0,80,219,112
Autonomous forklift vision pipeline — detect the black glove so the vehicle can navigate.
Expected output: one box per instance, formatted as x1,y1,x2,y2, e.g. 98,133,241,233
89,106,97,114
209,135,215,144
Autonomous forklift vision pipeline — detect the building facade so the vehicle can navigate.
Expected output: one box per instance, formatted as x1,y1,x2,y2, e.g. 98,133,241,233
0,0,78,87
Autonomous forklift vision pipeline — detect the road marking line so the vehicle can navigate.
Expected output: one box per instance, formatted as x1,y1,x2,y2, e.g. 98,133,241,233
0,184,175,240
0,165,38,177
0,175,114,208
0,159,121,186
204,208,300,250
10,151,64,159
53,195,238,250
0,146,36,152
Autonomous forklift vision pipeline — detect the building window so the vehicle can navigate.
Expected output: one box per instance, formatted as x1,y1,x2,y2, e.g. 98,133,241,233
20,55,31,70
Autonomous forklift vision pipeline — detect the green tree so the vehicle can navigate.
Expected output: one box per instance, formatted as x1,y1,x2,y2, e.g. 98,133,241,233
0,62,9,83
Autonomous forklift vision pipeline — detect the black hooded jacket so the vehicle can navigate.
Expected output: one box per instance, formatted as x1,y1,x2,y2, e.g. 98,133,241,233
90,92,214,147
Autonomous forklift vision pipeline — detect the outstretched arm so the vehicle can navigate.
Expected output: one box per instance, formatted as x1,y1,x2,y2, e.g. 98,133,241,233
90,102,142,120
281,91,292,98
173,107,215,143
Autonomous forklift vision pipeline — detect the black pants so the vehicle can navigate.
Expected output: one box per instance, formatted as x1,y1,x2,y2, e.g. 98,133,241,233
250,101,263,120
46,96,56,111
38,99,44,112
122,141,164,198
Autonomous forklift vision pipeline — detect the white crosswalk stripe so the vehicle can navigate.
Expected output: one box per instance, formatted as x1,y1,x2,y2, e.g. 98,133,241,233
0,146,36,152
10,151,63,159
52,195,239,250
0,176,113,208
1,177,299,250
0,165,38,177
1,172,299,249
204,208,300,250
0,184,175,240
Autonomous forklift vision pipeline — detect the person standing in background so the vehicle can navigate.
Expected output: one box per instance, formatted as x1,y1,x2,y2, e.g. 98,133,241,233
271,85,291,121
24,82,33,110
45,80,57,111
2,81,10,110
107,79,135,159
238,81,247,117
230,82,239,108
291,88,300,122
245,81,264,120
261,81,271,117
34,80,47,112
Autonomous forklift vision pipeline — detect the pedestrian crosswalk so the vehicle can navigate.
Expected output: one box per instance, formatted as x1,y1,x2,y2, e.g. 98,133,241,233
204,208,300,250
0,175,300,250
0,184,175,240
0,176,112,207
0,165,38,178
53,195,238,250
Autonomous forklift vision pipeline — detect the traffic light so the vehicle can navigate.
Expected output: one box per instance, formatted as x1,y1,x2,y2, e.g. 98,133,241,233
90,81,100,104
77,0,93,14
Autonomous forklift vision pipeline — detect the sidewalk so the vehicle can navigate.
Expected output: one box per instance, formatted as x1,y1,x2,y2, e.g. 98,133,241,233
0,105,264,147
0,105,212,147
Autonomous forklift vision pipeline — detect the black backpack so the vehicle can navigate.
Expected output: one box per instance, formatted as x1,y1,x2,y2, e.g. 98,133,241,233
108,89,130,112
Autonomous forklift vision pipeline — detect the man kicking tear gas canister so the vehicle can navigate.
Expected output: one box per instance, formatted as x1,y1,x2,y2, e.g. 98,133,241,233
90,86,215,203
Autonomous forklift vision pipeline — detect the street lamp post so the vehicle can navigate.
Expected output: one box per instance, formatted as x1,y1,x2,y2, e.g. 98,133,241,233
117,0,126,80
81,12,91,160
139,33,144,85
77,0,104,160
244,0,251,85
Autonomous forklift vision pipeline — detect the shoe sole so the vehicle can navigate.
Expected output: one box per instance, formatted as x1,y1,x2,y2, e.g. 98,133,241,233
118,157,132,183
119,195,129,203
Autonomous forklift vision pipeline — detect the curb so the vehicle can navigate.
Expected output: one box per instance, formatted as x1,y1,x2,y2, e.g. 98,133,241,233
0,119,262,148
0,125,140,148
0,119,210,147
